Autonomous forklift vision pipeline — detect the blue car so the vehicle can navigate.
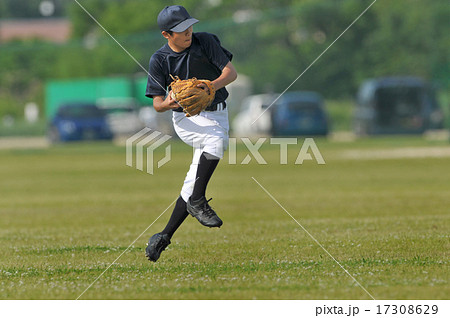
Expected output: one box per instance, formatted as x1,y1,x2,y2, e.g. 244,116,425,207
271,92,329,136
48,103,113,142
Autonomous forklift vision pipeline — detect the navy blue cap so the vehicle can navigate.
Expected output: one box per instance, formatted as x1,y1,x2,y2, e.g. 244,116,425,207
157,5,199,32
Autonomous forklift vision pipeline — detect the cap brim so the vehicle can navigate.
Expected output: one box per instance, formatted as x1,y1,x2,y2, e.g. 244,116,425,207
170,18,199,32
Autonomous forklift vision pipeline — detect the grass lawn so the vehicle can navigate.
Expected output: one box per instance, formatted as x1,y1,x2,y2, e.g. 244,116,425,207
0,137,448,299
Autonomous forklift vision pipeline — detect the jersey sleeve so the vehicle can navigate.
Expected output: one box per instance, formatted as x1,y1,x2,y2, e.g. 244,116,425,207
200,33,233,71
145,54,167,99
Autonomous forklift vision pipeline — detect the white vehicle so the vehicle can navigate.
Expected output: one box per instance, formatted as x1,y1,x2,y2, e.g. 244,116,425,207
96,97,145,136
231,94,276,137
138,106,175,136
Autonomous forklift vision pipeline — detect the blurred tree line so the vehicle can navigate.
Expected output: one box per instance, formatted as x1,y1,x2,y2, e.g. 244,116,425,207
0,0,448,119
0,0,66,18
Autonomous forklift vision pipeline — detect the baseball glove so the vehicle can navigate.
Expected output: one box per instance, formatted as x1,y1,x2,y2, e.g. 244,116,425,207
169,75,216,117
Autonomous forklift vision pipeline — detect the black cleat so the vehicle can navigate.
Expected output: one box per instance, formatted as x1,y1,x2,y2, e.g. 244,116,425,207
145,233,171,262
187,197,223,228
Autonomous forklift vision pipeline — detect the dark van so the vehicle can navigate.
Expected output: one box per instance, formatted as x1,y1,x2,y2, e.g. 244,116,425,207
354,77,444,135
271,92,329,136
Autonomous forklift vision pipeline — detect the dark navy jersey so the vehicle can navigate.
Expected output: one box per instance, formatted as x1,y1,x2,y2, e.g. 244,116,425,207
145,32,233,107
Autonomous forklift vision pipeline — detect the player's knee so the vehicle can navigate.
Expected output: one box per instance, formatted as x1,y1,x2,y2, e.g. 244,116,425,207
202,152,220,160
210,137,228,159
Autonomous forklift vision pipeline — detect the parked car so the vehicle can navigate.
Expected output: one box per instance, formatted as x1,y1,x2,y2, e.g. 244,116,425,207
231,94,276,137
354,77,444,135
232,92,329,137
138,106,175,136
96,97,145,136
48,103,113,142
271,92,329,136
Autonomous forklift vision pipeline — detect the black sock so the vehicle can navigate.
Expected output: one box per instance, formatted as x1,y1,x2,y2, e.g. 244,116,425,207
161,196,188,238
190,152,220,201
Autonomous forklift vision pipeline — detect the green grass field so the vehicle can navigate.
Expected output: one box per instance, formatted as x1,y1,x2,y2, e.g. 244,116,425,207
0,137,448,299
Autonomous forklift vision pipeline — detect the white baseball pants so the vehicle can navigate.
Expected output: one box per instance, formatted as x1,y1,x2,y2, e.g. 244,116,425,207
172,109,229,202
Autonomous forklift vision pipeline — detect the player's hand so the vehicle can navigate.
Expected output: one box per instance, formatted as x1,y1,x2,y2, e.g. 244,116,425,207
197,82,214,95
164,92,180,110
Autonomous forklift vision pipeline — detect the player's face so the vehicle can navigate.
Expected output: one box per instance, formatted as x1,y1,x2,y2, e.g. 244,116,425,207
166,26,193,52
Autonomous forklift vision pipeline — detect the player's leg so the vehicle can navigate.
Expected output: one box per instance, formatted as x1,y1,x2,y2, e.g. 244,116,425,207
177,110,229,227
190,109,229,204
174,111,228,200
175,111,228,227
177,146,223,227
145,124,213,261
161,195,189,237
190,151,220,201
146,145,202,262
186,150,223,227
145,195,188,262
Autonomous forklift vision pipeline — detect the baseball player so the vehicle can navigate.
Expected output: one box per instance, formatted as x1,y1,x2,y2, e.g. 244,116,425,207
144,5,237,262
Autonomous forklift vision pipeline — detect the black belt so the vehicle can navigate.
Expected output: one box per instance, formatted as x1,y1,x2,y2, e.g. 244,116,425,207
206,102,226,111
173,102,226,113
